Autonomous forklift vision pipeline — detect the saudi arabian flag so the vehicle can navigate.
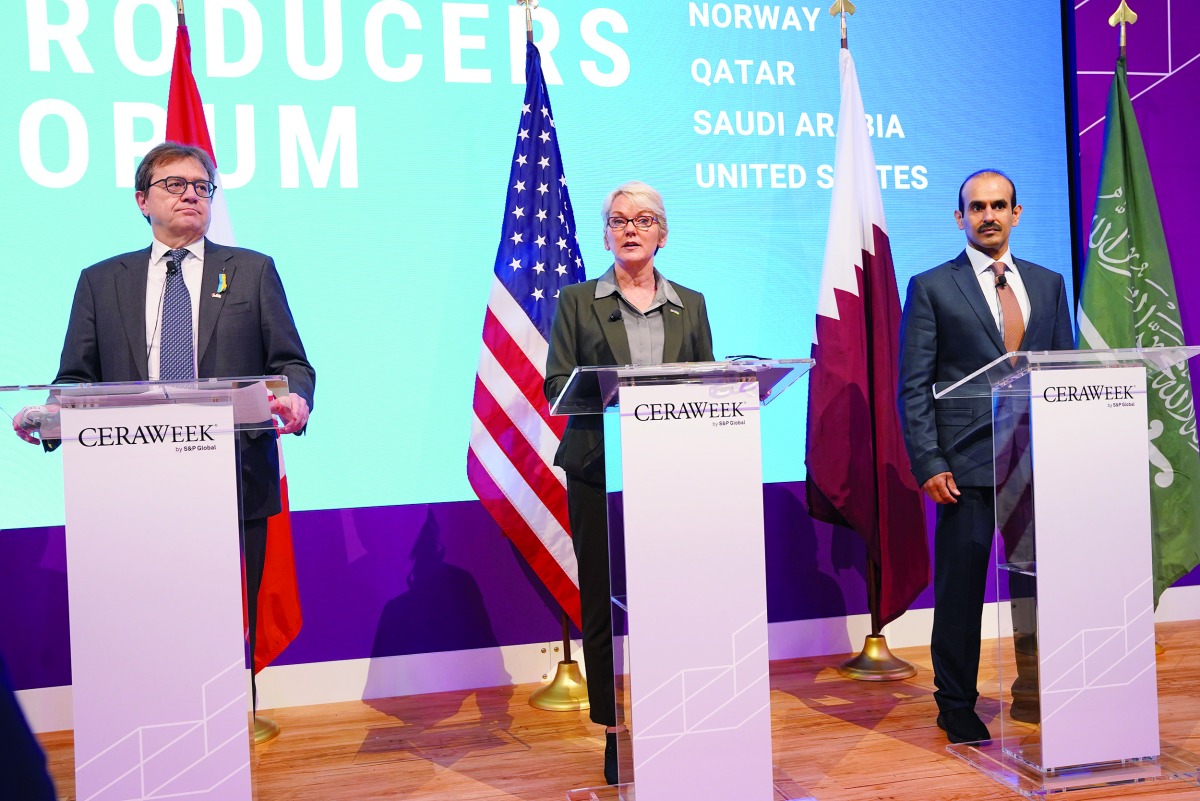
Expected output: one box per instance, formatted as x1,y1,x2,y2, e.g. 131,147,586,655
1077,56,1200,605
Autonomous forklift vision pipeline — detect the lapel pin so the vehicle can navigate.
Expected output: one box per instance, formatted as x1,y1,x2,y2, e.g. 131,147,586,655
669,308,681,315
211,272,228,298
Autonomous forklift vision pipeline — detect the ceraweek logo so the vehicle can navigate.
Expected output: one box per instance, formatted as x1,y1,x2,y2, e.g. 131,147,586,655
77,424,217,449
633,401,746,421
1042,384,1137,403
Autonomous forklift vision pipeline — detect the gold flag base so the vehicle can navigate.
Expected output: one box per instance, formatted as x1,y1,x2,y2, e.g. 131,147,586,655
1156,640,1165,656
254,715,281,745
529,659,591,712
838,634,917,681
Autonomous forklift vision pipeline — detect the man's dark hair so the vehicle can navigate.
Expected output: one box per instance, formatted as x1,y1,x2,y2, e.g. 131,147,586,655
134,142,216,194
957,169,1016,214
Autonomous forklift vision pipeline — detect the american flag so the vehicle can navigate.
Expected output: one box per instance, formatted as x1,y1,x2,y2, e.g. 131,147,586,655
467,42,585,628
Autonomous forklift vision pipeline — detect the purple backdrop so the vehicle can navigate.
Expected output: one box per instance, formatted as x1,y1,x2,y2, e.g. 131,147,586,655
0,483,906,691
2,3,1197,694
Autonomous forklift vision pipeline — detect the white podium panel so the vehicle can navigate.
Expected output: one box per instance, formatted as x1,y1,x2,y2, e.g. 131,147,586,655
1028,366,1158,769
61,402,252,801
617,380,773,801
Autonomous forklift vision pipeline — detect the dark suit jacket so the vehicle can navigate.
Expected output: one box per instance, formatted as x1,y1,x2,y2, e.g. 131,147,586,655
544,277,714,483
0,656,55,800
54,239,316,518
898,250,1073,488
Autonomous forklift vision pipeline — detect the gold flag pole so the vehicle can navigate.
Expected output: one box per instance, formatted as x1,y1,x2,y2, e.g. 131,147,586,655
822,0,916,681
1109,0,1137,58
519,0,537,44
839,561,918,680
176,0,282,746
511,0,588,715
529,610,591,711
829,0,855,49
253,712,280,745
1105,1,1160,658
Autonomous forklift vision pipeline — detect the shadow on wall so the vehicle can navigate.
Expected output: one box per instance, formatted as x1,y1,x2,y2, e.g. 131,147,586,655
0,527,70,691
363,506,515,725
764,483,859,654
369,507,502,658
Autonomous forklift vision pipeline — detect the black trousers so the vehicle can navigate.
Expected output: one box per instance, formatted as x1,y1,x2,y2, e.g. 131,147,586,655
931,486,995,713
566,474,616,727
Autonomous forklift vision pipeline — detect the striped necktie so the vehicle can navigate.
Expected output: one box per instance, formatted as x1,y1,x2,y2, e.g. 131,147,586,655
160,248,195,381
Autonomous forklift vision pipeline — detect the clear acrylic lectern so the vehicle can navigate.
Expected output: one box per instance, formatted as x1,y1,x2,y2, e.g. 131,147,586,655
553,359,814,801
933,347,1200,797
1,376,291,801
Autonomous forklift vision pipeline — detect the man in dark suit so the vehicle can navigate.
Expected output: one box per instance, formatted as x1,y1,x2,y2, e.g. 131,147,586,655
545,181,713,785
898,170,1073,744
0,654,56,800
13,141,314,671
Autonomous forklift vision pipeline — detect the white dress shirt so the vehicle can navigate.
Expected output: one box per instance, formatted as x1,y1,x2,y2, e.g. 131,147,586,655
965,246,1031,330
145,237,204,380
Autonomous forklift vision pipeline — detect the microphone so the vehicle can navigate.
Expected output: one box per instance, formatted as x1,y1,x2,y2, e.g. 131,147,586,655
995,273,1008,289
609,309,622,323
146,264,172,361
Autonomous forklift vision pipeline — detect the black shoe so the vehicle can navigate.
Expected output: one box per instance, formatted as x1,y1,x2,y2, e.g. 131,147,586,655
937,708,991,744
1009,699,1041,724
604,732,618,785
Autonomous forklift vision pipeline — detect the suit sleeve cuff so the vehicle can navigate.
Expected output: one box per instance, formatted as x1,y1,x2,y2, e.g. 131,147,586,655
912,448,949,486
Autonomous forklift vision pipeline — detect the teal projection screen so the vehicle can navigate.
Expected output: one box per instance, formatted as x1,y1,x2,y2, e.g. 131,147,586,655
0,1,1075,529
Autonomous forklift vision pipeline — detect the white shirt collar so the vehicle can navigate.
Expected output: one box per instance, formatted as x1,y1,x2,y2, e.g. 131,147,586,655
150,237,206,266
594,265,684,307
965,245,1016,277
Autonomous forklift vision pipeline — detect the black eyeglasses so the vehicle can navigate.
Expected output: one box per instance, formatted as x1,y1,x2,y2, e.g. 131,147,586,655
150,176,217,198
607,215,658,230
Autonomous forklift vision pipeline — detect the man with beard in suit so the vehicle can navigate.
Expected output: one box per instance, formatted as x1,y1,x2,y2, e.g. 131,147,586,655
898,169,1073,744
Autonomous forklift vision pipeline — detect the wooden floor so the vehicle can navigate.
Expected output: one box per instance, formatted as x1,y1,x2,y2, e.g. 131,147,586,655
39,621,1200,800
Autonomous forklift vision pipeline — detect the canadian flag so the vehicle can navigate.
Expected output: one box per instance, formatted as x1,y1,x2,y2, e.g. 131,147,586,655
167,23,302,672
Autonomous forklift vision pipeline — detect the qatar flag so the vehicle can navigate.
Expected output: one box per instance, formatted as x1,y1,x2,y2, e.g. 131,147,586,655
805,47,928,627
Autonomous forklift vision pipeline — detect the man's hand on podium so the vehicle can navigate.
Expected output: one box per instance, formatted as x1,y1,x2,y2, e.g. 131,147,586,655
11,405,59,445
922,471,960,504
270,394,310,436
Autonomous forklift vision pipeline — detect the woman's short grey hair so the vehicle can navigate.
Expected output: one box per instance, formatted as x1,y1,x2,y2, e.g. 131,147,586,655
601,180,668,233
